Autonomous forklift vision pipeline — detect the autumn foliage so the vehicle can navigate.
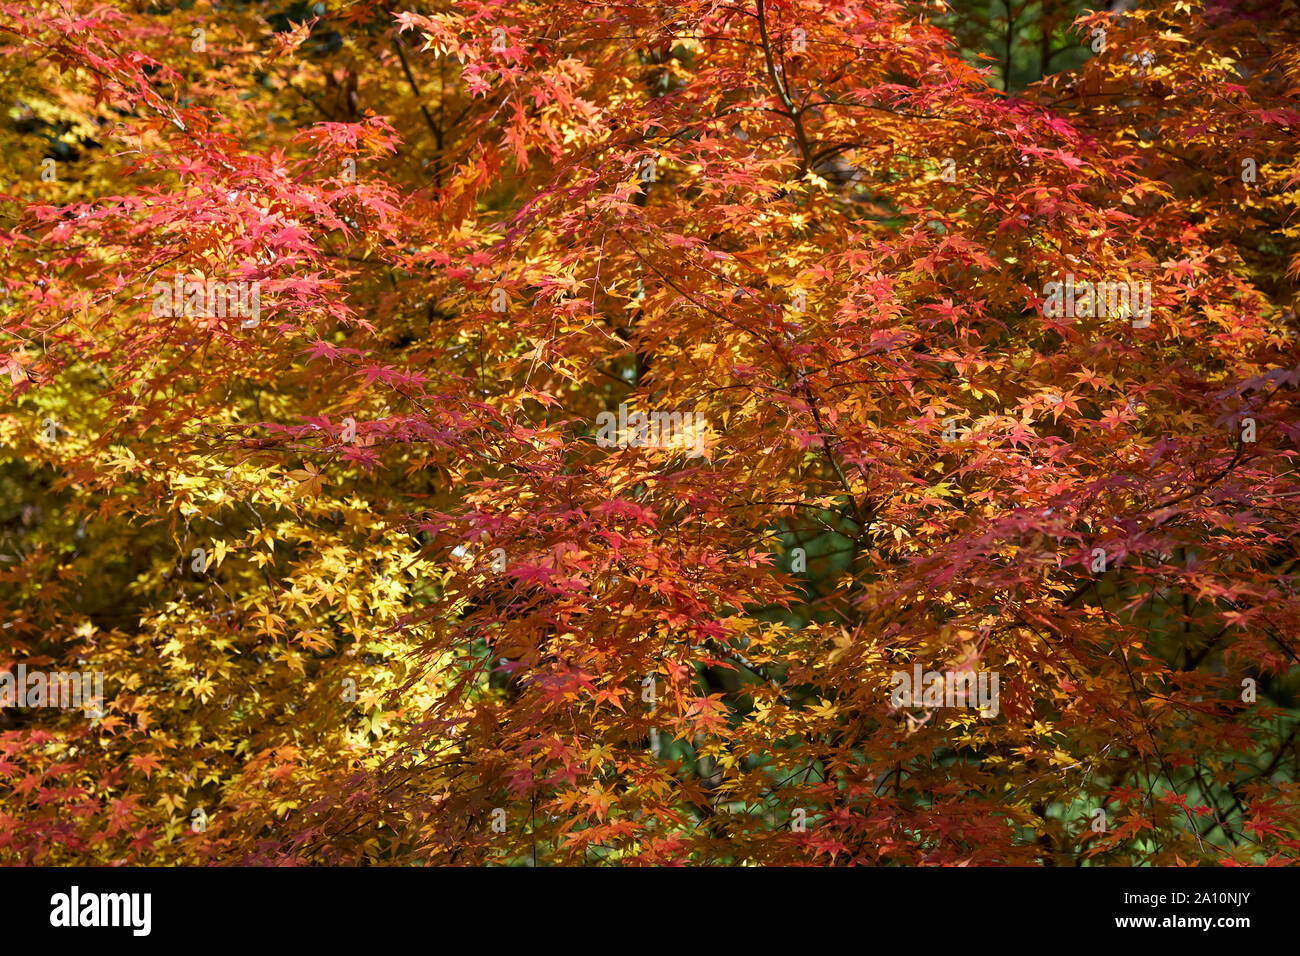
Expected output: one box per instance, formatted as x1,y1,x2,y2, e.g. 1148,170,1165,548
2,0,1299,865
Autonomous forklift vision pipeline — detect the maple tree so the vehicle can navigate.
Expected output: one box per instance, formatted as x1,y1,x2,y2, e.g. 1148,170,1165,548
1,0,1298,866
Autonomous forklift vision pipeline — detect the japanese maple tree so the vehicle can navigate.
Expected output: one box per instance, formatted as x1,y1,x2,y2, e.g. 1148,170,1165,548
1,0,1298,865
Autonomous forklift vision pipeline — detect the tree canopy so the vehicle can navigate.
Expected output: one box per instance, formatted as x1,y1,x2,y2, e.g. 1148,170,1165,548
2,0,1299,865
